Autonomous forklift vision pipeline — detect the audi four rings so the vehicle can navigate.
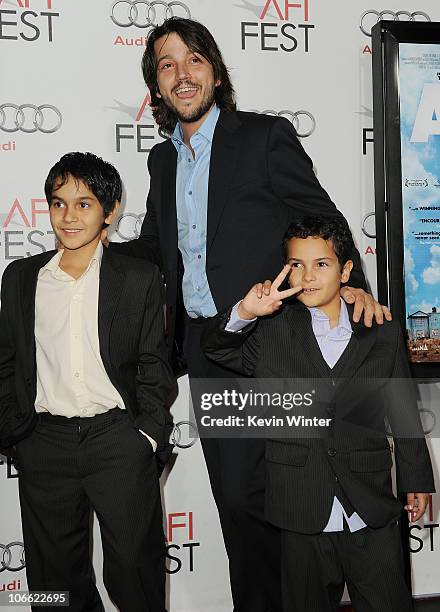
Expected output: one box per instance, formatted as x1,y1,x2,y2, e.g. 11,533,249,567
171,421,198,449
111,0,191,28
360,10,431,37
249,110,316,138
362,212,376,239
0,542,25,572
0,104,62,134
115,212,146,241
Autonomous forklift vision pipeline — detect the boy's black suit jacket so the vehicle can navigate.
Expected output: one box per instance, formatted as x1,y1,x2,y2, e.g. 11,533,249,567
110,110,368,374
0,248,176,467
201,303,435,534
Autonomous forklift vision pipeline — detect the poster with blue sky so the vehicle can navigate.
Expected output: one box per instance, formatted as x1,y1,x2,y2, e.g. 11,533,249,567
399,43,440,363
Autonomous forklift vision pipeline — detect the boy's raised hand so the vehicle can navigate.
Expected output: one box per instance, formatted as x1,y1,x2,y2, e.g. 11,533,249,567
237,265,302,320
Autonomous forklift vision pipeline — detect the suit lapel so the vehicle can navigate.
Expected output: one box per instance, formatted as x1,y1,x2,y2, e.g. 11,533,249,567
333,305,378,380
20,251,55,375
286,305,331,378
286,302,378,381
333,306,380,431
207,111,242,253
159,142,178,270
98,249,125,370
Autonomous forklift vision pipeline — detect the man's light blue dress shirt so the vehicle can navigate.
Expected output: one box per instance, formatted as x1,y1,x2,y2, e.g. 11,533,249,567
171,105,220,319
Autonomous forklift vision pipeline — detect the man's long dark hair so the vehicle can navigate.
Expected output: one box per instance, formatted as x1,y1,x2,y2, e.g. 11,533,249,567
142,18,236,135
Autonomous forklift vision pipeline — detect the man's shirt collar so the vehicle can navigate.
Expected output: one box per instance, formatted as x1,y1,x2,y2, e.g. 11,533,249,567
171,104,220,151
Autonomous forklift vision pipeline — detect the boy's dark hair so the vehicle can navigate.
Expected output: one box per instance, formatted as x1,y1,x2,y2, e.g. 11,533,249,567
142,17,236,136
44,152,122,218
283,216,355,269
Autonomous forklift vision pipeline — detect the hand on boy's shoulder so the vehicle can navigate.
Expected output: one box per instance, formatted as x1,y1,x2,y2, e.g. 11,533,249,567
340,285,392,327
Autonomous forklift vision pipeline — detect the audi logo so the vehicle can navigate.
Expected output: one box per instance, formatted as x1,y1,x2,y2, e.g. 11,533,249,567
171,420,198,448
360,10,431,37
385,409,436,437
115,212,145,240
111,0,191,28
249,109,316,138
0,104,62,134
0,542,25,572
362,212,376,239
419,409,436,436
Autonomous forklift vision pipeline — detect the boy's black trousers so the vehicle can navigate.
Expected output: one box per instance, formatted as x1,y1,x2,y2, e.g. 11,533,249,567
15,408,166,612
281,521,413,612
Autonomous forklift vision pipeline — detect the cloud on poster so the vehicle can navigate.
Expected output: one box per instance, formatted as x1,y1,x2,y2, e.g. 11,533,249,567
422,245,440,285
404,247,419,294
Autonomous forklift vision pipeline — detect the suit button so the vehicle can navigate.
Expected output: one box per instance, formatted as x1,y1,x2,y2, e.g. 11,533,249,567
328,448,337,457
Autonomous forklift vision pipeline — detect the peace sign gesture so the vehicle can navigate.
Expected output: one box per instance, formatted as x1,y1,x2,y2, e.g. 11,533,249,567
237,265,302,320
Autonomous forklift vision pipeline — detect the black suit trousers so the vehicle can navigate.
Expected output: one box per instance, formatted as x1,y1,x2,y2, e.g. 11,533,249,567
281,522,412,612
185,318,282,612
15,409,166,612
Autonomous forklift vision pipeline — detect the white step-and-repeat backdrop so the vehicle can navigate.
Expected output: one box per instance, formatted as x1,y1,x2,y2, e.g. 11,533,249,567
1,0,439,609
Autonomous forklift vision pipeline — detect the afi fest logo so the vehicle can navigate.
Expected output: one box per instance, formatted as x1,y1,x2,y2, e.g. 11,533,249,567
360,10,430,55
240,0,314,53
111,0,191,47
166,512,200,574
0,0,59,42
0,197,54,260
112,93,167,153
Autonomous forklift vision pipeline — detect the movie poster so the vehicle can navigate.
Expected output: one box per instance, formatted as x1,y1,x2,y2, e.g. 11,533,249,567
399,43,440,363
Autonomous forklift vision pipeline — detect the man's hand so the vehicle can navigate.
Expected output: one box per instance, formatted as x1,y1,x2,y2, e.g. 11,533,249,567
237,265,302,320
340,286,392,327
101,228,109,248
405,493,429,523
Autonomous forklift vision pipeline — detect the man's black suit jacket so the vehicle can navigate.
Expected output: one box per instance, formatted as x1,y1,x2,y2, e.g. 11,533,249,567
0,248,176,466
201,303,435,534
110,110,368,373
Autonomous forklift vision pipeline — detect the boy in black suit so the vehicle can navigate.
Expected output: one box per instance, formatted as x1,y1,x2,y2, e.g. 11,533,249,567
202,216,434,612
0,152,176,612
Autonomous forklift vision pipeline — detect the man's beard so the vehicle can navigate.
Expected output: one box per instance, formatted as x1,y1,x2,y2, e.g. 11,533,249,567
162,83,216,125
